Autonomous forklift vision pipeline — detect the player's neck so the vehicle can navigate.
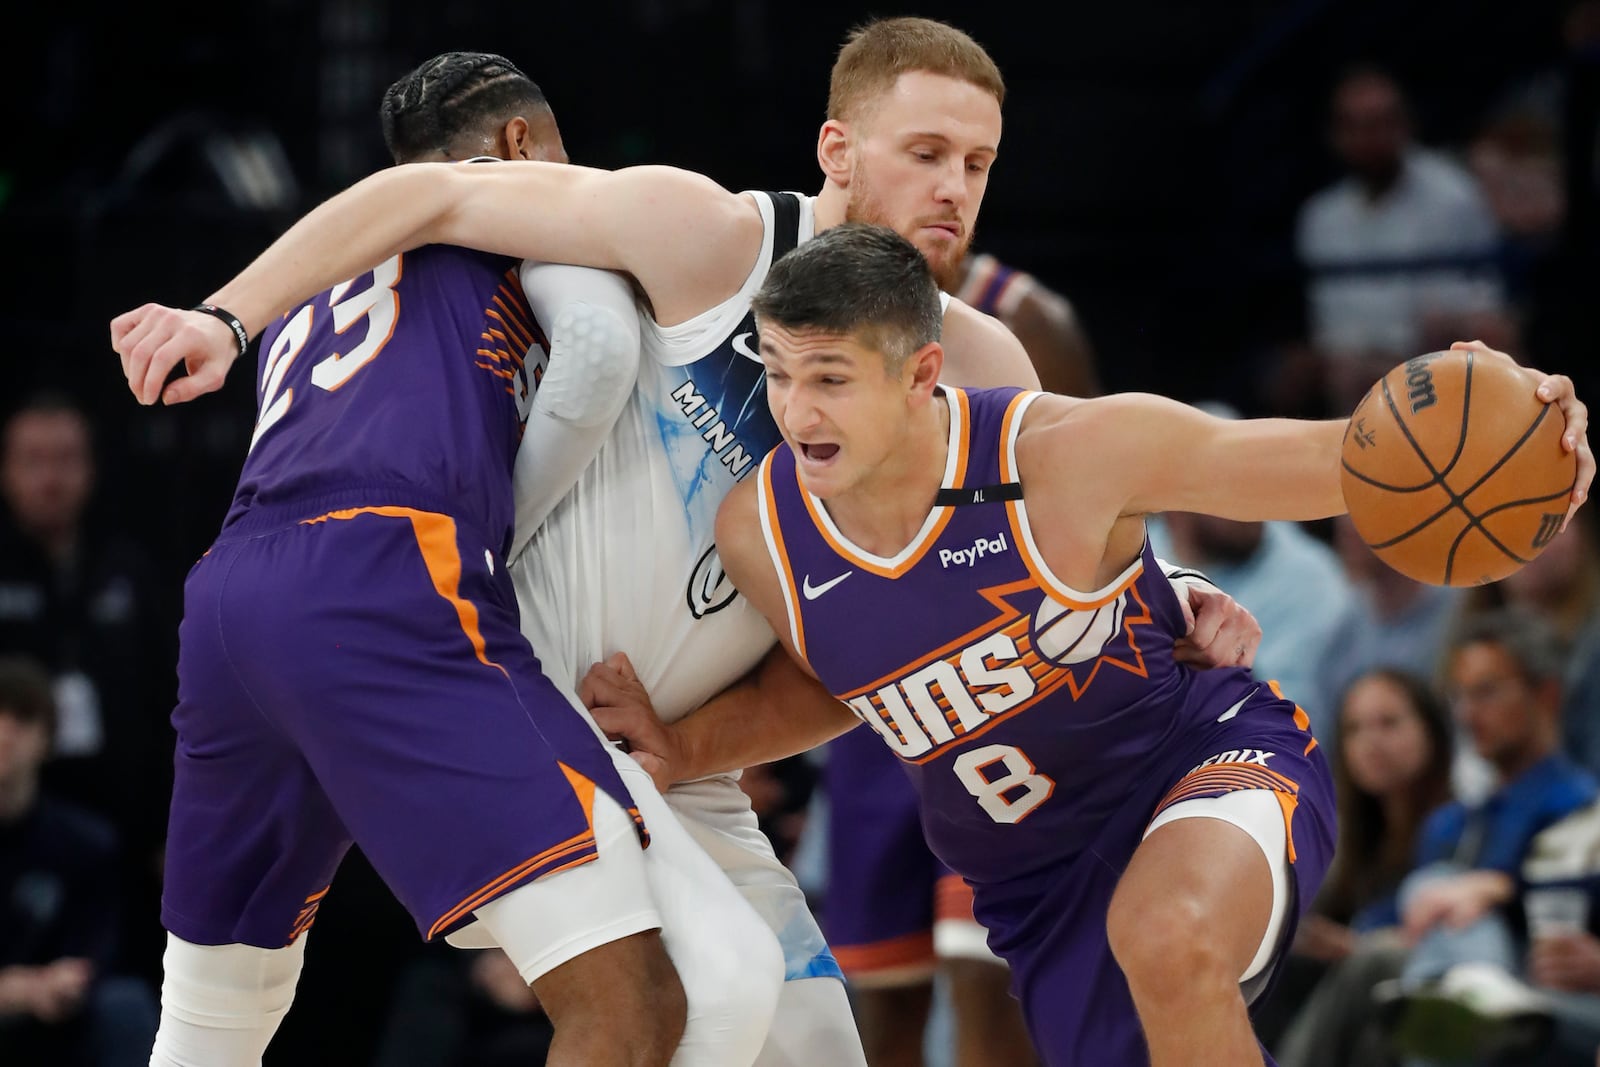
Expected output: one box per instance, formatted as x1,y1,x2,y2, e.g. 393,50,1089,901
812,183,846,233
823,395,951,557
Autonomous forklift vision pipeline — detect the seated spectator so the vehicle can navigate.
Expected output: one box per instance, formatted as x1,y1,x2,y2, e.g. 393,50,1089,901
1376,607,1599,1063
0,392,174,982
0,655,158,1067
1296,65,1507,412
1271,668,1455,1066
1458,511,1600,781
1371,796,1600,1067
1321,515,1466,718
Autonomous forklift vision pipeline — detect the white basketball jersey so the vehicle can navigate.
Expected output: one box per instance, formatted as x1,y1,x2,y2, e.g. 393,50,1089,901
510,191,815,725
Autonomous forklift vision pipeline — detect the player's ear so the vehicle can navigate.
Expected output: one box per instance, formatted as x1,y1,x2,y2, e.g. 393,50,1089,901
906,341,944,395
502,116,533,161
817,119,852,185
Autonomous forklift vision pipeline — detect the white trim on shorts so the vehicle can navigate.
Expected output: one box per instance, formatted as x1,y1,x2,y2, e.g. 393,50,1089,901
1142,788,1289,983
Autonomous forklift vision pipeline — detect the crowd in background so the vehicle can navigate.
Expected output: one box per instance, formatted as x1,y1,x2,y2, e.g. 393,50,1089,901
2,1,1598,1064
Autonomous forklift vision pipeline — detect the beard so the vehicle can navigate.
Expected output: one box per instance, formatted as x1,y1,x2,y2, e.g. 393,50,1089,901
845,164,972,292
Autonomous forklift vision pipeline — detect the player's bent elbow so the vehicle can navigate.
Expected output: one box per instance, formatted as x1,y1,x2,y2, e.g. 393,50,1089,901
536,302,642,427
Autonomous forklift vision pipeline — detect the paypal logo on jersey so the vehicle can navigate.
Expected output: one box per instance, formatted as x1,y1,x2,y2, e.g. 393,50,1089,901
939,532,1009,569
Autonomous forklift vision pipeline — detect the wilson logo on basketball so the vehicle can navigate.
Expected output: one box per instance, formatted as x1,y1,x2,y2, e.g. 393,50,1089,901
1404,353,1440,414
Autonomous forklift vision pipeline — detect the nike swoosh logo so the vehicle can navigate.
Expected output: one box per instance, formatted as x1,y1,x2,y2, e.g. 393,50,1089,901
802,571,853,600
732,331,761,362
1216,686,1258,722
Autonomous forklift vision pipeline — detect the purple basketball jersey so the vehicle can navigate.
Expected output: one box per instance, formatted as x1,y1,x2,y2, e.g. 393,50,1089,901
226,246,545,552
163,246,646,950
757,386,1336,1063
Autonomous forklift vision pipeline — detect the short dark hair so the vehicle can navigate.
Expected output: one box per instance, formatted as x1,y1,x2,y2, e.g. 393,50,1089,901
1448,606,1569,687
380,52,548,163
751,223,942,371
0,655,55,738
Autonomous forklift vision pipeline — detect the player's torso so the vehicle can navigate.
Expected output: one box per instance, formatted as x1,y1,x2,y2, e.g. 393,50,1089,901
511,192,812,721
762,387,1238,886
226,246,544,549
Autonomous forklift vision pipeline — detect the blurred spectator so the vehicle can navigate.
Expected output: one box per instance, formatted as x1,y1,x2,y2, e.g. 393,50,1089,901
0,655,158,1067
1296,65,1509,412
1454,511,1600,782
1151,404,1357,737
1320,515,1467,734
1370,797,1600,1067
1271,668,1455,1066
372,945,554,1067
0,392,175,979
1376,608,1598,1063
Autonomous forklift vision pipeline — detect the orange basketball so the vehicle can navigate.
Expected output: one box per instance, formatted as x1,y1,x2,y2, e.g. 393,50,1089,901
1340,349,1577,586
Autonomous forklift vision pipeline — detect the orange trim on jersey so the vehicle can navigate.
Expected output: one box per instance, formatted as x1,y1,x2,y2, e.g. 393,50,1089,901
490,295,536,353
795,389,972,579
426,829,599,940
996,391,1142,609
831,930,937,977
760,454,807,660
934,874,978,924
299,506,505,677
1267,679,1313,733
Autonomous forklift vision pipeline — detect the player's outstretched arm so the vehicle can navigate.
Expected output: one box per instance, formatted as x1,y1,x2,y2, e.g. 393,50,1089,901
1018,392,1349,525
113,161,759,405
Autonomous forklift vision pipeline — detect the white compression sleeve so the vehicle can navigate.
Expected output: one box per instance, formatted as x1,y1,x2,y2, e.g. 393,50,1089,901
508,261,641,560
148,934,307,1067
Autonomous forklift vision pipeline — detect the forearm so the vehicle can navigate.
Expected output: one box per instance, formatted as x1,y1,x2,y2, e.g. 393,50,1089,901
206,165,468,338
672,648,859,781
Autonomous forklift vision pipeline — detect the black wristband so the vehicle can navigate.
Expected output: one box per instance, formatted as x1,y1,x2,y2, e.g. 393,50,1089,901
190,303,250,358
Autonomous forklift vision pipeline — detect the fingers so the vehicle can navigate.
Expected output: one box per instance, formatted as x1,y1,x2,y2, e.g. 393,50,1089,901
1185,594,1225,652
112,306,238,405
582,666,637,711
1175,585,1196,632
162,361,228,406
607,651,639,681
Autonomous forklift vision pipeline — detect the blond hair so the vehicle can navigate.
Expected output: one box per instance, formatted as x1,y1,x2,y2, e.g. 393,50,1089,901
827,16,1005,124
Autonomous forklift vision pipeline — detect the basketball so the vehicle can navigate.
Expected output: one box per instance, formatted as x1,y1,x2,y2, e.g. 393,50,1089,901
1340,349,1577,586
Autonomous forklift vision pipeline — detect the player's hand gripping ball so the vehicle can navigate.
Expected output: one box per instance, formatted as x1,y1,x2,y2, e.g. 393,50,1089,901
1340,349,1577,586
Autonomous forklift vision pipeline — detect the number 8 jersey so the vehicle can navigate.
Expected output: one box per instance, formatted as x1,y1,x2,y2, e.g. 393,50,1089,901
755,384,1263,888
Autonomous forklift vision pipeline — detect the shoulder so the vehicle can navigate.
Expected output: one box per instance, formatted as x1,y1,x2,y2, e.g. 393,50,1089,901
715,471,768,561
940,297,1039,389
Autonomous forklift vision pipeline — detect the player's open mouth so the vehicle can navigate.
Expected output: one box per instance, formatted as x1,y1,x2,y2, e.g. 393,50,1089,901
801,442,839,463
